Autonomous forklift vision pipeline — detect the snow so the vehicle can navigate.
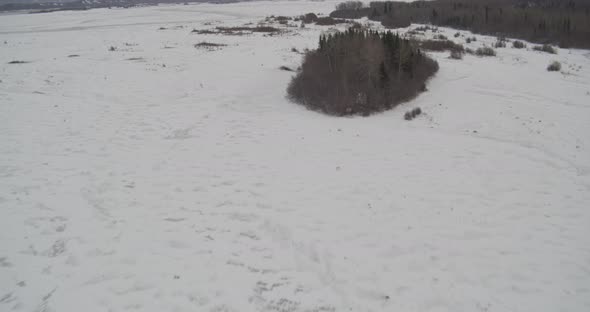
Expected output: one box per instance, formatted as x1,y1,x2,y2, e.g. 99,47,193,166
1,1,590,312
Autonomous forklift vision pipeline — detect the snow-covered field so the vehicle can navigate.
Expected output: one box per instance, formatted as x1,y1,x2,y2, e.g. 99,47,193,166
1,1,590,311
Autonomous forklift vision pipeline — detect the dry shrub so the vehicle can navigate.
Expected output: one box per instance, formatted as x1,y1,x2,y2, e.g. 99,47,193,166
547,61,561,71
193,26,282,35
216,26,251,32
219,26,280,33
252,26,281,33
406,30,423,37
192,29,216,34
476,46,496,56
404,111,412,120
404,107,422,120
275,16,291,22
279,66,294,72
494,37,507,48
494,40,506,48
450,50,463,59
418,39,464,53
533,44,557,54
194,42,227,51
349,22,365,30
195,42,227,47
414,25,433,32
301,13,318,24
512,40,526,49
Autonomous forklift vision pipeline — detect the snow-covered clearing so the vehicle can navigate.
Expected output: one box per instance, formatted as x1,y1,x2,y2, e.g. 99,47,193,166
1,1,590,311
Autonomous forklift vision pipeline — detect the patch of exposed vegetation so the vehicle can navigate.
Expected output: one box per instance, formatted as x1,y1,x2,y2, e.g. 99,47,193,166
404,107,422,120
220,26,280,33
547,61,561,71
279,66,294,72
476,46,496,57
251,26,282,33
450,50,463,59
192,26,282,36
192,28,216,34
266,15,292,25
533,44,557,54
299,13,318,24
494,37,507,48
413,25,437,33
315,17,342,26
194,42,228,51
294,13,351,26
512,40,526,49
195,42,227,47
417,39,464,53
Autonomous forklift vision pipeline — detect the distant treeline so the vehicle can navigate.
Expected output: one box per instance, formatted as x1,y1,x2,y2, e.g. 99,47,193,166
331,0,590,49
0,0,239,13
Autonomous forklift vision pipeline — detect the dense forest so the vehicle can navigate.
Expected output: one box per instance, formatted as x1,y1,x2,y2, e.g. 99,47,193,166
287,28,438,116
331,0,590,49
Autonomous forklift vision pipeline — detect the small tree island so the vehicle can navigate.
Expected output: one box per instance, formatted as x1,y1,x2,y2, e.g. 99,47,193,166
287,28,439,116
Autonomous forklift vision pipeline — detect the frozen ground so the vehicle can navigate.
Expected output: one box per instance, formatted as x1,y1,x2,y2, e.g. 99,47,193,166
1,1,590,311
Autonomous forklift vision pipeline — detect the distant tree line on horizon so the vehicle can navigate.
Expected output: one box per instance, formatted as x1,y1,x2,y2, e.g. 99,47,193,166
331,0,590,49
0,0,240,13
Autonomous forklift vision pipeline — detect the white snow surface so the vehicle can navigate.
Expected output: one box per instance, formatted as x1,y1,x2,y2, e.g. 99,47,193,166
1,1,590,312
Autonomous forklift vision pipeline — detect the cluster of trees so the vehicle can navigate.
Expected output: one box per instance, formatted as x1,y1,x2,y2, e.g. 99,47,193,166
331,0,590,49
287,28,438,116
335,1,365,11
